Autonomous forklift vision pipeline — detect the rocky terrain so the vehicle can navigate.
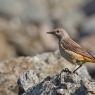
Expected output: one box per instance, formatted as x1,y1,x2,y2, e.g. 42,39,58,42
18,69,95,95
0,50,95,95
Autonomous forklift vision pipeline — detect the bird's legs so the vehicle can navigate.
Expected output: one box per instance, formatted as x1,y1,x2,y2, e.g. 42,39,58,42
60,63,83,75
73,63,83,73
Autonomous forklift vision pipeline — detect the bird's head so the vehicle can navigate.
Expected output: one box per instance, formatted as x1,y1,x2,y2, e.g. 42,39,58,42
47,28,70,40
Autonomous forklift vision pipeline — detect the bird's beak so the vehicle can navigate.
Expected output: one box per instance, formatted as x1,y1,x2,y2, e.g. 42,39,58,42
47,31,55,35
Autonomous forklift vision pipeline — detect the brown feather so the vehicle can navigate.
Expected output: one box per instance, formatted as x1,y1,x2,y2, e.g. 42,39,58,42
61,38,95,60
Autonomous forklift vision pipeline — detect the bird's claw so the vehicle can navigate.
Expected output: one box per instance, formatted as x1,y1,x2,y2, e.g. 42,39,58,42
60,68,72,74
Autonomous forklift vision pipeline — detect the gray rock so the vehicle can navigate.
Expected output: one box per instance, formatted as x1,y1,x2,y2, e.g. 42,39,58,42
75,65,91,79
0,50,73,95
17,70,40,91
0,49,93,95
18,69,95,95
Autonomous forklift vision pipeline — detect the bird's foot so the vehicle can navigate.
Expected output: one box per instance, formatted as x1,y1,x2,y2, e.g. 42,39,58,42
73,64,83,73
60,68,72,75
60,68,78,75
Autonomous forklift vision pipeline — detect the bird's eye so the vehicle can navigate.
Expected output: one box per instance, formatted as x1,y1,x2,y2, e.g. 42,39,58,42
56,30,59,33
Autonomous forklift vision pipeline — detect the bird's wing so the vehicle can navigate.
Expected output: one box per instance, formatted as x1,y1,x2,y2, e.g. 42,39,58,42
61,38,94,59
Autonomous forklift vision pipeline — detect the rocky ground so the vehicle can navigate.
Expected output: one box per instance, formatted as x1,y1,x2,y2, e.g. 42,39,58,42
18,69,95,95
0,50,95,95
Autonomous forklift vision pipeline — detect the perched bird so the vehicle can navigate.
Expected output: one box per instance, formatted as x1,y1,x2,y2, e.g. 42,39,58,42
47,28,95,73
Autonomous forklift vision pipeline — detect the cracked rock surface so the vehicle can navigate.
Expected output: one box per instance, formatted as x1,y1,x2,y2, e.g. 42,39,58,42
0,50,94,95
0,50,73,95
18,69,95,95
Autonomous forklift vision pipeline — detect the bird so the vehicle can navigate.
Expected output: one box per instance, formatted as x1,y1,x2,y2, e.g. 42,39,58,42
47,28,95,73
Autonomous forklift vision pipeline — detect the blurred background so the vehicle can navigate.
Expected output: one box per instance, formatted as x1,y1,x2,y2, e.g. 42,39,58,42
0,0,95,77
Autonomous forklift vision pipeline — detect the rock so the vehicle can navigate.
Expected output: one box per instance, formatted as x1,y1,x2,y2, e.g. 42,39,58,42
75,65,91,79
0,50,73,95
86,63,95,79
0,49,93,95
18,69,95,95
17,70,41,92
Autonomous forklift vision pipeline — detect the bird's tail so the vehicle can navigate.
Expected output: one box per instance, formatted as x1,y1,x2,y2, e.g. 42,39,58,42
87,51,95,63
92,58,95,63
89,54,95,63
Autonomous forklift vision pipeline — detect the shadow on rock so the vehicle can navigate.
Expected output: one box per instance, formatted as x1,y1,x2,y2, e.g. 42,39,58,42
18,69,95,95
